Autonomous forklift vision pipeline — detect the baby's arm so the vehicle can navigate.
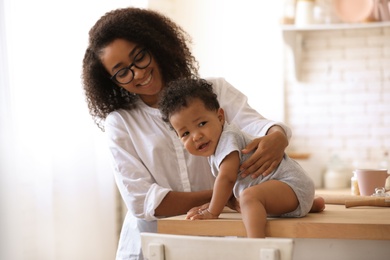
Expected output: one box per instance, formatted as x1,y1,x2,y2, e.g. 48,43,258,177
188,151,240,220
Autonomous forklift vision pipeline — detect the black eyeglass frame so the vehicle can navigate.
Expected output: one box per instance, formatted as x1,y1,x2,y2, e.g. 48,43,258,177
110,48,152,84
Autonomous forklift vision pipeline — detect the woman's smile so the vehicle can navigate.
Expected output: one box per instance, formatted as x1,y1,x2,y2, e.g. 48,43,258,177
136,72,152,87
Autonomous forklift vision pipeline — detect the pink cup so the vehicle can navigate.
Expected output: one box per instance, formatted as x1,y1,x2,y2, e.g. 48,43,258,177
354,169,390,196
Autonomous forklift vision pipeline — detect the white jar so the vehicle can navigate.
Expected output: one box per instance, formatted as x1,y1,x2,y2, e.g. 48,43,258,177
351,172,360,195
295,0,315,26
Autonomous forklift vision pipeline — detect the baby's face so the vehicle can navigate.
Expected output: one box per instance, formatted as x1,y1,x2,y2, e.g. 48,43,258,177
169,99,224,157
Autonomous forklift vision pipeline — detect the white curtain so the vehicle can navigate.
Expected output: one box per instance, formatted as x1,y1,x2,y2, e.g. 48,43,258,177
0,1,146,259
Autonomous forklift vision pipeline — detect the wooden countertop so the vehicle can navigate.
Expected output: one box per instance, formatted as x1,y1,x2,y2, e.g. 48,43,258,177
158,190,390,240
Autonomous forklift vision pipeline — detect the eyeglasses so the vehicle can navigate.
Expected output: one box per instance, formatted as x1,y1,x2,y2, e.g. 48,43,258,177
110,48,152,84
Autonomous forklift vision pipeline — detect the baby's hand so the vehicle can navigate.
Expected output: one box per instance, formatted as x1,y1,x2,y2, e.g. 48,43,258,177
186,208,218,220
185,203,209,219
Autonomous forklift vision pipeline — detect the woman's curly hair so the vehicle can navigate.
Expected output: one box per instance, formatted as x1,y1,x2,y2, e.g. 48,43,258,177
159,77,220,127
82,7,199,130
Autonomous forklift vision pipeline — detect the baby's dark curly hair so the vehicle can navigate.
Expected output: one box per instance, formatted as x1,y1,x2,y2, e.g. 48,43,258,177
159,77,220,126
82,7,199,130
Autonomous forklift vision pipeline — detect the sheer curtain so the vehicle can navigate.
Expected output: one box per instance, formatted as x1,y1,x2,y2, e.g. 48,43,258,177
0,1,145,259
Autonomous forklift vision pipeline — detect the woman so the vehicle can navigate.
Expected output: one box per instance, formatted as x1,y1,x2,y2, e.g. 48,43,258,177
82,7,324,260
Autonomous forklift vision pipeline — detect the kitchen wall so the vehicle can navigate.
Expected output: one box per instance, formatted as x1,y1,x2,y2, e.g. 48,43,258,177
149,0,286,121
284,25,390,184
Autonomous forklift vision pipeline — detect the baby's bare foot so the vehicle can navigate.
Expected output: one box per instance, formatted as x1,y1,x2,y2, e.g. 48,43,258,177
310,196,325,213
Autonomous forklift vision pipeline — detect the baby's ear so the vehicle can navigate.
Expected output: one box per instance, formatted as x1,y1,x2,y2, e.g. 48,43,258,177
217,108,225,123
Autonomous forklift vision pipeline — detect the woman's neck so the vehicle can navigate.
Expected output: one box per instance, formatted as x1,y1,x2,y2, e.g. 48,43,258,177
140,95,159,108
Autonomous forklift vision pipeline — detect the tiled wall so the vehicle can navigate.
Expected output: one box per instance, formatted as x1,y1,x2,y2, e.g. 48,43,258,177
284,25,390,182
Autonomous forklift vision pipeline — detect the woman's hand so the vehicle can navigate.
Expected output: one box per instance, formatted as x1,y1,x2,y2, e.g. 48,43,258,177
240,126,288,179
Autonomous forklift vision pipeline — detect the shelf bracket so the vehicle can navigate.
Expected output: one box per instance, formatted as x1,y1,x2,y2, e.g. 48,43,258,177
283,30,303,81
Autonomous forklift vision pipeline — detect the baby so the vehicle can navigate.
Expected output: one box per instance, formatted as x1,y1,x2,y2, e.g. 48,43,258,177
158,77,315,238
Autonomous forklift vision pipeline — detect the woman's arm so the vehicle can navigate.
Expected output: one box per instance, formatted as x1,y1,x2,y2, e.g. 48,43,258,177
155,189,212,217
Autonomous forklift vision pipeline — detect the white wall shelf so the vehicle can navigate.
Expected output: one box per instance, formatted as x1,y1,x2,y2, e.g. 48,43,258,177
281,21,390,31
282,21,390,80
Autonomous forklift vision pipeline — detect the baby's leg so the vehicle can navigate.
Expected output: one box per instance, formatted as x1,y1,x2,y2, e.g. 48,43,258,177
239,180,298,238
